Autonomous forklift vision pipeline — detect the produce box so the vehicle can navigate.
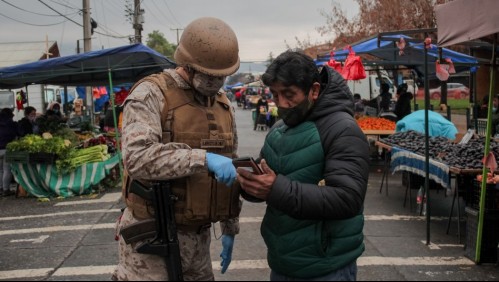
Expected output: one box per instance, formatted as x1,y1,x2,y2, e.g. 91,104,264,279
5,151,29,164
470,180,499,214
464,207,499,264
29,153,57,164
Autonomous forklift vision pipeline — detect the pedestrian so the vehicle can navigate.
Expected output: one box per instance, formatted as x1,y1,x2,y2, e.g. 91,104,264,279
18,106,38,137
0,108,19,197
353,93,365,117
366,82,392,114
237,51,370,281
254,94,269,130
113,17,242,281
393,83,413,121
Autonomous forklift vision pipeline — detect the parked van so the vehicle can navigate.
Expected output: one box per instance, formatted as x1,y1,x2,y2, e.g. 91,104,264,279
0,90,14,110
347,73,395,101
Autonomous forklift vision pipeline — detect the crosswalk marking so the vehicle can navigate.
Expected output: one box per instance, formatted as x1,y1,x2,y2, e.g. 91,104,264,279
421,241,464,250
0,209,121,221
0,214,463,237
0,223,115,236
0,213,456,224
0,256,475,280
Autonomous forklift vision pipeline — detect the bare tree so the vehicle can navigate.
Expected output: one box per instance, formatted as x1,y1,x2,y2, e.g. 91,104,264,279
317,0,450,46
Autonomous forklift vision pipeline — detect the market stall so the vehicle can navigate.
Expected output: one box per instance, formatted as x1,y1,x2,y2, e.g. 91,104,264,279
6,132,119,198
10,153,120,198
436,0,499,263
0,43,176,198
377,129,499,248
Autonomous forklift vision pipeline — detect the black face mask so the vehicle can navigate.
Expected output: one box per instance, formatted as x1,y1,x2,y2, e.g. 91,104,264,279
278,96,313,127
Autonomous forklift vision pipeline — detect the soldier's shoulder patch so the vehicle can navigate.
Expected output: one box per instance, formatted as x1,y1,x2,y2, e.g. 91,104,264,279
127,81,161,102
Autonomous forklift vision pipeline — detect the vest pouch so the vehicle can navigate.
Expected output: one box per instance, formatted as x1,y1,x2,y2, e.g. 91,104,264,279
213,181,242,220
179,172,213,224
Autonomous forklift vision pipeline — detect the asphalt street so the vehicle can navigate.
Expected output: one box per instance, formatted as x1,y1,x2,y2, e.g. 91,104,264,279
0,103,498,281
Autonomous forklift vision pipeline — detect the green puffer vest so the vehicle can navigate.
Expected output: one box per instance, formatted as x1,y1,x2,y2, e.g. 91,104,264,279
261,121,365,279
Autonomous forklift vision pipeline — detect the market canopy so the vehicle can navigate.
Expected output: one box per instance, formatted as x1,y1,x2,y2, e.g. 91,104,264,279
315,34,479,77
436,0,499,47
0,43,176,89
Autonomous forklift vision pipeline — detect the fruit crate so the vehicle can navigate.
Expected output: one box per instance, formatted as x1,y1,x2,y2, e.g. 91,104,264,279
5,151,29,164
464,207,499,264
28,153,57,164
470,180,499,214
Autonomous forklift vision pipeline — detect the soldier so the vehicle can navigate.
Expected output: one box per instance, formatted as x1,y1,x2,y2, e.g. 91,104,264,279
113,17,242,281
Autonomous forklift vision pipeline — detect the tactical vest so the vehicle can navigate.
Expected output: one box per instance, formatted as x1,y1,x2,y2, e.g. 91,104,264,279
123,72,241,226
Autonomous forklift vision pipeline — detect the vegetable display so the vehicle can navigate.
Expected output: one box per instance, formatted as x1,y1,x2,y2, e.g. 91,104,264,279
7,132,117,174
56,144,111,174
381,131,499,170
356,117,396,131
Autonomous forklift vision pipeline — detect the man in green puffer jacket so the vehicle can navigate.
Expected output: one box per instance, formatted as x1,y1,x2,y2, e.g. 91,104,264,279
236,51,370,281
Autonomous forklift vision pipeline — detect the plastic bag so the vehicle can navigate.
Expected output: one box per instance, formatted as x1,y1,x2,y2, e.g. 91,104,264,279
436,58,456,81
341,46,366,80
436,60,450,81
326,51,343,73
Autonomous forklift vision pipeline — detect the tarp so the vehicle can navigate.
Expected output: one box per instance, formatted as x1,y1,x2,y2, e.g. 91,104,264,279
0,43,176,89
315,34,478,77
436,0,499,47
395,110,458,140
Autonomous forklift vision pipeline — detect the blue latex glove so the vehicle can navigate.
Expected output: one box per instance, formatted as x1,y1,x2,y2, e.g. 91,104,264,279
206,153,236,187
220,235,234,274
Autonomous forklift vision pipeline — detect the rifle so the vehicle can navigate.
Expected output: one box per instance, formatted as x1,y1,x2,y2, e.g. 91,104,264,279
129,180,183,281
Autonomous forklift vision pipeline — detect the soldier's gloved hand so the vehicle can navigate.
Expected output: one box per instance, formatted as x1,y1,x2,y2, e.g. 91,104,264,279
206,153,236,187
220,235,234,274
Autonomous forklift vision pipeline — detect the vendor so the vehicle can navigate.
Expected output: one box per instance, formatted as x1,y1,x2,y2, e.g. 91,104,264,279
18,106,39,137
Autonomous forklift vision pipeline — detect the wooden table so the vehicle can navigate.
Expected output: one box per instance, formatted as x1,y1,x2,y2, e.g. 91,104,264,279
362,130,395,142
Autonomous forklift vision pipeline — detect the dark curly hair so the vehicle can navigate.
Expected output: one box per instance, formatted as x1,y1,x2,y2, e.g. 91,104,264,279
262,50,319,95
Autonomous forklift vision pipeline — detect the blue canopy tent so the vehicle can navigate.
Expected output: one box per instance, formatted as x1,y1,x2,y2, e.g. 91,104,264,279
0,43,175,88
315,34,479,77
0,43,176,181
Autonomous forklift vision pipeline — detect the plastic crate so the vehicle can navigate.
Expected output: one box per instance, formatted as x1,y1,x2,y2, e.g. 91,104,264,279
5,151,29,164
28,153,57,164
464,207,499,264
470,180,499,214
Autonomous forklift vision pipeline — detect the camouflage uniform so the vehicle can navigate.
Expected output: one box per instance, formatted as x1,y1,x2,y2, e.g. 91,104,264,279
112,69,240,281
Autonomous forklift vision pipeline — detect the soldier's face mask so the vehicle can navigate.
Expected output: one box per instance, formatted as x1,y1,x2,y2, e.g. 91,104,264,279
192,71,225,97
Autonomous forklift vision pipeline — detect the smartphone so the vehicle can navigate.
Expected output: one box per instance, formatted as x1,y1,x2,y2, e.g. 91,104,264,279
232,157,263,175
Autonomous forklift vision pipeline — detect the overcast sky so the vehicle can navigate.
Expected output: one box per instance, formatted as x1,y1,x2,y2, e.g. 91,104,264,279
0,0,359,67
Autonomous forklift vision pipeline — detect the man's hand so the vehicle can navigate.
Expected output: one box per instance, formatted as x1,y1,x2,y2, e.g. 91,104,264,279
220,235,234,274
206,153,236,187
236,159,276,201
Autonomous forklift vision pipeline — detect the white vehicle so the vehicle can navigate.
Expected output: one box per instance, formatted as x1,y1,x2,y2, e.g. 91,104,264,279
1,84,60,117
347,73,395,101
0,90,14,110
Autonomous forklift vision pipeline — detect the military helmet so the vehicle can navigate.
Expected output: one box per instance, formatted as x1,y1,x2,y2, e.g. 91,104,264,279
174,17,240,77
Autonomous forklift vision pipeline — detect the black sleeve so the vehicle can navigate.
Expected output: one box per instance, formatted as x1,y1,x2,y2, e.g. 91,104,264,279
266,114,370,220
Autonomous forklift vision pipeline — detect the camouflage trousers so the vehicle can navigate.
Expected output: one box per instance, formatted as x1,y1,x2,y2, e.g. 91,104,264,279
112,208,214,281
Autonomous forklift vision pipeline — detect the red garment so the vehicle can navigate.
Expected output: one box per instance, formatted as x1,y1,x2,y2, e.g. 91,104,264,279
115,87,129,105
16,92,24,111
